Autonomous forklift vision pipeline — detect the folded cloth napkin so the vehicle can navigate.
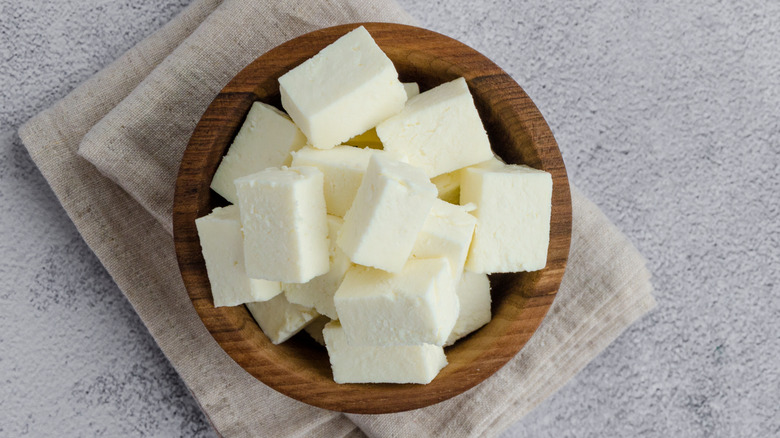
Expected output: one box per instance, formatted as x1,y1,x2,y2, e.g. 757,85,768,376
18,0,656,436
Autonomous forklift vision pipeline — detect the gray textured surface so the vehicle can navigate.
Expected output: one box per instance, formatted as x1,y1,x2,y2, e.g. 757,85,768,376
1,0,778,436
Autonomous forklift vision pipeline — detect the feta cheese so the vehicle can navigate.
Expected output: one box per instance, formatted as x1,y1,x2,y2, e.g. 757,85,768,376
333,258,459,346
195,206,281,307
246,294,318,344
461,163,553,273
411,199,477,277
323,321,447,384
376,77,493,177
445,272,491,346
303,315,330,346
210,102,307,203
279,26,407,149
338,154,437,272
234,166,329,283
290,146,377,217
283,215,351,319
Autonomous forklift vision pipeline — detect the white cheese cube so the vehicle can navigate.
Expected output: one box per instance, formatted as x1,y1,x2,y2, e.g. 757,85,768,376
338,154,437,272
283,215,351,319
234,166,329,283
411,199,477,277
333,258,459,346
445,272,491,346
402,82,420,99
376,77,493,177
210,102,307,203
279,26,407,150
195,206,281,307
431,171,461,204
291,146,377,217
246,294,318,344
323,321,447,384
303,315,330,346
461,163,553,273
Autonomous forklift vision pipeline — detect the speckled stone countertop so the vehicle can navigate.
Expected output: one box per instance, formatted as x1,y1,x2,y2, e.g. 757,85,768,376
1,1,778,436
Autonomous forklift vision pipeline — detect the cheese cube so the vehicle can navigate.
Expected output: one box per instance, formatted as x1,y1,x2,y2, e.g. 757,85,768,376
461,163,553,273
445,272,491,346
338,154,437,272
279,26,407,150
210,102,306,203
303,315,330,347
376,77,493,177
291,146,377,217
402,82,420,99
323,321,447,384
283,215,351,319
234,166,329,283
246,294,318,344
333,258,459,346
431,171,461,204
411,199,477,277
194,206,282,307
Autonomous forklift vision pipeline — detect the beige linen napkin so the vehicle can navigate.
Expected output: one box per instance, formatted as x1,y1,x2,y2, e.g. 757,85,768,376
19,0,656,436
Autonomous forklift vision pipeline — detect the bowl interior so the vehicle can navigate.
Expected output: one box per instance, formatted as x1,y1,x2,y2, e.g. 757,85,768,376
173,23,571,414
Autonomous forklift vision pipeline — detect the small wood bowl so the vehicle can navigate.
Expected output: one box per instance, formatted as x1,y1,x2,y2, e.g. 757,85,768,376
173,23,571,414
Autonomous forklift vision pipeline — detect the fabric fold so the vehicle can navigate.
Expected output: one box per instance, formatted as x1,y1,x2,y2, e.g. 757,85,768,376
19,0,655,436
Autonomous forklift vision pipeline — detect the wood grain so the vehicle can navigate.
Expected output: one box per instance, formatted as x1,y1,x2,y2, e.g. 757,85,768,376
173,23,572,414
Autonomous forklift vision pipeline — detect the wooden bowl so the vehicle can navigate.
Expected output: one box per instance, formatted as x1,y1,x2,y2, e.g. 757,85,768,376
173,23,571,414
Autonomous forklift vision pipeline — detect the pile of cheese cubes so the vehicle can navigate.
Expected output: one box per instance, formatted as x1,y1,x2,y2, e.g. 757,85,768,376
196,26,553,384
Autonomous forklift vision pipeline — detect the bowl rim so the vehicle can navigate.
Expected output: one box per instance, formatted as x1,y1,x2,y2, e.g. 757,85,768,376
173,22,572,414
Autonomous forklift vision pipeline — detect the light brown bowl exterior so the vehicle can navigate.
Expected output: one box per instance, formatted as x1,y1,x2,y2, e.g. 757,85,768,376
173,23,571,414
